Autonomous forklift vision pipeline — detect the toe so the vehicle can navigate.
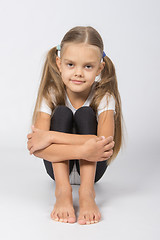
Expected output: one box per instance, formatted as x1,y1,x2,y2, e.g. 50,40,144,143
52,211,59,221
78,213,86,225
93,213,99,223
89,213,95,224
85,214,91,224
98,212,101,221
78,219,86,225
50,209,55,219
63,212,68,223
58,212,64,222
67,211,76,223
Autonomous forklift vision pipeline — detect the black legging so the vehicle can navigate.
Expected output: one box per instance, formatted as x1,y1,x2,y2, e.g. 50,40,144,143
43,105,108,183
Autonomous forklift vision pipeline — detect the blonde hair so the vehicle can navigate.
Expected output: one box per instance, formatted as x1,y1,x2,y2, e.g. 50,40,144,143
32,26,125,165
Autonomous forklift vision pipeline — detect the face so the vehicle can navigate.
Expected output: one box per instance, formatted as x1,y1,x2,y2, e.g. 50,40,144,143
56,43,105,96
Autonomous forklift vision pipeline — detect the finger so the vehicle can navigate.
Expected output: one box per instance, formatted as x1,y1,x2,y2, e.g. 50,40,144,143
97,136,113,144
27,140,33,151
102,136,113,145
32,125,35,132
104,141,115,151
101,156,111,161
100,136,105,140
30,147,35,155
96,136,106,142
103,150,113,159
106,136,113,143
32,125,39,133
27,133,32,139
96,136,103,141
27,143,32,151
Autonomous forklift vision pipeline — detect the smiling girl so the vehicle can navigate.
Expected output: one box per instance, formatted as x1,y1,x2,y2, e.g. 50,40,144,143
27,26,124,225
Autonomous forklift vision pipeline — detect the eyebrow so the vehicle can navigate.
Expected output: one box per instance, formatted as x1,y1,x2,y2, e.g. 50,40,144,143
64,59,97,64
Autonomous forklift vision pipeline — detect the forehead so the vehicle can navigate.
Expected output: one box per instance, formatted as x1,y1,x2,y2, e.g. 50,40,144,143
61,43,101,61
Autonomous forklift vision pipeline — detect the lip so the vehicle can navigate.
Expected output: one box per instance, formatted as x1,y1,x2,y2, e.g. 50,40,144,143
70,80,85,84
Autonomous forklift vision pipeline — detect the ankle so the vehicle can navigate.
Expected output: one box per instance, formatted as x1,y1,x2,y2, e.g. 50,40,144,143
55,184,72,196
79,185,95,198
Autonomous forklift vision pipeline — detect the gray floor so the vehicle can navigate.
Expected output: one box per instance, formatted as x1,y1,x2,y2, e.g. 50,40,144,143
0,140,159,240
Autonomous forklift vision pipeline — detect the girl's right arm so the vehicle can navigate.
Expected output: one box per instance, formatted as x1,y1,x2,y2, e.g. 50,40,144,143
33,112,51,131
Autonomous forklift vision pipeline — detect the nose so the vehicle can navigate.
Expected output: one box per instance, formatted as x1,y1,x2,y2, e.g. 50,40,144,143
74,67,83,77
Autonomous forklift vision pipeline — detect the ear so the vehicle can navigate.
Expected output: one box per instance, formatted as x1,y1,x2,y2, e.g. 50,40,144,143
56,56,61,72
96,61,105,76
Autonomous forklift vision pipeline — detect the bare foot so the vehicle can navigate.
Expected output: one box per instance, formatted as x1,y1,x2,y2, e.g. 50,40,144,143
51,186,76,223
78,187,101,225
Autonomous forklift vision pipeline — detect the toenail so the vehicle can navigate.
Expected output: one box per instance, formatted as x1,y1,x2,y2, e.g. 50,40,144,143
90,221,94,224
86,221,91,224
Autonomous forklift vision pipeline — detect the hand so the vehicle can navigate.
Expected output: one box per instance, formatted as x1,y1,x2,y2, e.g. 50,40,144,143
27,125,52,155
81,136,115,162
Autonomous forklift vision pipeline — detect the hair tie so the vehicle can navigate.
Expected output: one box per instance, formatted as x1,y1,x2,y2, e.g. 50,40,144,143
56,45,61,51
56,45,61,57
103,51,106,58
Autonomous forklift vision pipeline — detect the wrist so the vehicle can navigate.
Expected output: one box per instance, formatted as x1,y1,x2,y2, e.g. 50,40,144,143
79,143,86,160
49,131,54,144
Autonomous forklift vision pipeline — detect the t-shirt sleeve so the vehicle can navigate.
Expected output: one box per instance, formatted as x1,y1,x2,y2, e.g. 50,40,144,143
39,97,52,115
97,93,116,116
39,88,56,115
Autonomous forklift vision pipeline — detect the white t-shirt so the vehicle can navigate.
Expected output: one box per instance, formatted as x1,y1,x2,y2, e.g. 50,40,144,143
39,82,116,120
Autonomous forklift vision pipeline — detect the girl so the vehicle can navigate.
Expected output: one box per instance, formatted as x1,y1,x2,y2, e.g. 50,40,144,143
27,26,123,225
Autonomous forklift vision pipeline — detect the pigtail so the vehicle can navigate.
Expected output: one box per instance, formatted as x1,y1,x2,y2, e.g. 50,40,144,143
47,47,65,107
90,55,116,115
90,55,124,165
32,47,65,125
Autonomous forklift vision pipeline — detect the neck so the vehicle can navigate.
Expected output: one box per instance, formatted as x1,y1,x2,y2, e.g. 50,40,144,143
66,82,95,101
65,83,95,109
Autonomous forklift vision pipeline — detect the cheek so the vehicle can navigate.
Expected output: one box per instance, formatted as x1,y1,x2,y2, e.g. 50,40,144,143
61,70,72,81
86,71,97,80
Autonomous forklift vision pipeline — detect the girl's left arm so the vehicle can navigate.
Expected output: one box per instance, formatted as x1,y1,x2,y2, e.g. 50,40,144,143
97,110,115,139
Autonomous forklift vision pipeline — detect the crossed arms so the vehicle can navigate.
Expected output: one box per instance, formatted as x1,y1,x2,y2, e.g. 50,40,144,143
27,111,115,163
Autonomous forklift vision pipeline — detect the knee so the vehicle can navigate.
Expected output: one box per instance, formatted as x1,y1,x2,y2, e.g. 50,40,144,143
51,106,73,122
50,106,73,132
54,105,73,118
74,106,96,122
74,106,97,134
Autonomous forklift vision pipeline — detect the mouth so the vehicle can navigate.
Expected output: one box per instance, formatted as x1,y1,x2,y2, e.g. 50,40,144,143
70,79,85,84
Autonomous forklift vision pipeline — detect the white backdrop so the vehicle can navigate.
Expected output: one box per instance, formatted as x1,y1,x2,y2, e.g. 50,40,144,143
0,0,159,151
0,0,160,239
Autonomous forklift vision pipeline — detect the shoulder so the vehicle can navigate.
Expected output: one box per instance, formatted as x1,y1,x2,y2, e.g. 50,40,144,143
39,87,56,115
40,97,52,115
97,92,116,112
48,87,56,103
101,92,115,102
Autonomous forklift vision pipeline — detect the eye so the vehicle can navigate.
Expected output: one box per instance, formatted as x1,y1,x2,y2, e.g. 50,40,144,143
85,65,92,69
67,63,74,67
